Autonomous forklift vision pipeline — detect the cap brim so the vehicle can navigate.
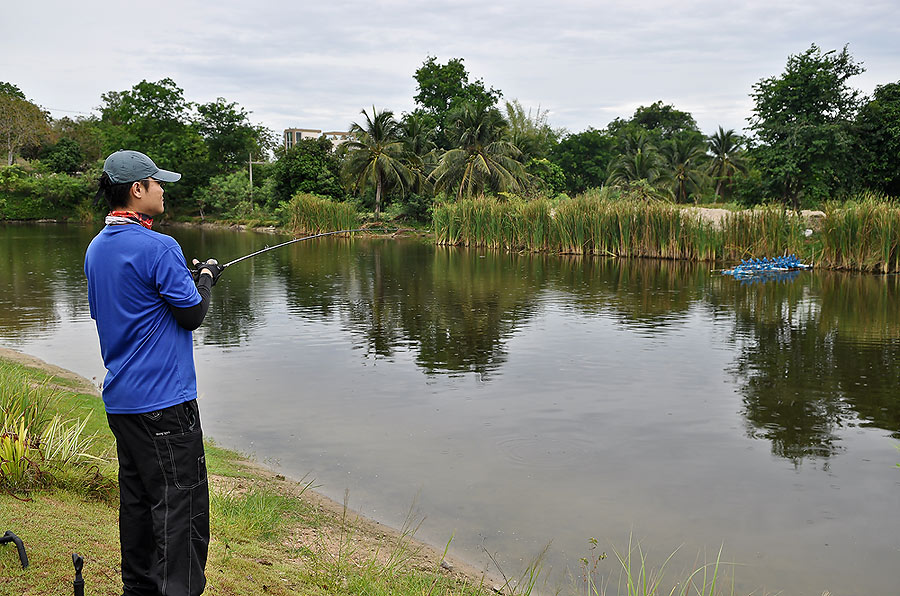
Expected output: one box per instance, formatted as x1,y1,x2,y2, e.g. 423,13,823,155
153,168,182,182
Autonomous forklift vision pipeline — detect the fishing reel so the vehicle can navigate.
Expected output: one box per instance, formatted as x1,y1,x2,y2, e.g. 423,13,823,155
189,259,226,285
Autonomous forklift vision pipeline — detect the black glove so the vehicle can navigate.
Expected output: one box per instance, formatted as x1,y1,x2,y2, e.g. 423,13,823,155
192,259,226,286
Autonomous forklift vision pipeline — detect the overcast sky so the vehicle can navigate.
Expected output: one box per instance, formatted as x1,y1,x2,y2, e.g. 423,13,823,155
2,1,898,139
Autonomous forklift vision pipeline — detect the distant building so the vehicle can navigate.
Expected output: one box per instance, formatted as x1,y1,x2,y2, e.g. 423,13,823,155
283,128,351,149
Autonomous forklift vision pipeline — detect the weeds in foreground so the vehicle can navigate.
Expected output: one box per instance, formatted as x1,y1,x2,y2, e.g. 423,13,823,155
0,363,105,495
481,540,548,596
579,536,737,596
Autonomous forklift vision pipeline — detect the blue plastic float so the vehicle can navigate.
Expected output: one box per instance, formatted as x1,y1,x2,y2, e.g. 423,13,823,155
721,255,812,283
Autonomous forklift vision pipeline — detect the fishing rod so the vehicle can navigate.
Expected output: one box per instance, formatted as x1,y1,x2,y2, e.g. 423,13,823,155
192,227,406,276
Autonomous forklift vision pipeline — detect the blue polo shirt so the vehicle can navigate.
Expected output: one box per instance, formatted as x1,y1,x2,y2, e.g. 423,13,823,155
84,224,202,414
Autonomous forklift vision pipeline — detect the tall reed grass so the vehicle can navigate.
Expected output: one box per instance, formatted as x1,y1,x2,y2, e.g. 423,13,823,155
433,192,900,273
818,193,900,272
284,192,359,235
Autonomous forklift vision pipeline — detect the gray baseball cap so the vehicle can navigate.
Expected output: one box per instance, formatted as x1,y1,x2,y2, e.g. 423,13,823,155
103,150,182,184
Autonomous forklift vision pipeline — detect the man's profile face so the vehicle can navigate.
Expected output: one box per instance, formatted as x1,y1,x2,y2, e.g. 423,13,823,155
133,177,166,216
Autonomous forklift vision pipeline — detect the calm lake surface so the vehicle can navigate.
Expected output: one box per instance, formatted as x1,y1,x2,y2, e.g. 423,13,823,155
2,222,899,595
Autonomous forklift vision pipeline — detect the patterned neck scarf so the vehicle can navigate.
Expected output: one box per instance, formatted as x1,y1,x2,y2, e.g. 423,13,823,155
106,210,154,229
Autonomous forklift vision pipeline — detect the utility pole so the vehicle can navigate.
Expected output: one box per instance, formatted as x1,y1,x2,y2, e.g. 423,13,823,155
248,152,267,209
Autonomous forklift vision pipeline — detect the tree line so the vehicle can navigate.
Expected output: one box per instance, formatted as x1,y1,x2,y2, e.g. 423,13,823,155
1,44,898,222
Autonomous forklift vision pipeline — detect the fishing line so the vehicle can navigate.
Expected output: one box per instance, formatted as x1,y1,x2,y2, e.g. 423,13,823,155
193,226,406,274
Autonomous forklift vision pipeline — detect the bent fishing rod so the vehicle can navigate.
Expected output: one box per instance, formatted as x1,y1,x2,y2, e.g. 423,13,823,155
192,227,406,275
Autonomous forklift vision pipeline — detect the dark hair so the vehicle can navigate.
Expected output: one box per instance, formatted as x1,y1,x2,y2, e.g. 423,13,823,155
95,172,149,210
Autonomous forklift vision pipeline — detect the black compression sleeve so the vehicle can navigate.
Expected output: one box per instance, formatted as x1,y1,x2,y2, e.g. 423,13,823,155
169,275,213,330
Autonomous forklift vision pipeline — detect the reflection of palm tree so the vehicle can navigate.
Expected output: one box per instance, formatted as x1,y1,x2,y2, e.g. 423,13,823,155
664,135,708,203
431,102,528,199
343,107,410,218
707,127,746,200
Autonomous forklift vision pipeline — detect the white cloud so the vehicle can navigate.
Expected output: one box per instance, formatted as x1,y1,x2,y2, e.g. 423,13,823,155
2,0,898,137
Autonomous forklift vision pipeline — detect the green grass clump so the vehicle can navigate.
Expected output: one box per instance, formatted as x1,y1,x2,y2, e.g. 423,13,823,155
579,536,737,596
211,486,313,542
284,192,359,235
0,361,110,497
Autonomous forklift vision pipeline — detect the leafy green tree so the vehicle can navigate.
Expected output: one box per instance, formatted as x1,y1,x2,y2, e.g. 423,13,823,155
343,107,410,218
664,135,708,203
608,101,700,146
40,138,84,174
413,56,502,149
98,78,208,201
525,158,566,195
707,127,747,200
50,116,104,165
0,82,26,100
549,128,617,193
431,101,528,198
192,170,252,217
855,81,900,196
195,98,273,172
99,78,192,144
503,100,561,160
270,137,344,207
747,44,864,209
0,91,49,165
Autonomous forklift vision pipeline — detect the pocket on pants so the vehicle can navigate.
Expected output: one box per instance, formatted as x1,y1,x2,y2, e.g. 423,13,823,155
159,430,207,489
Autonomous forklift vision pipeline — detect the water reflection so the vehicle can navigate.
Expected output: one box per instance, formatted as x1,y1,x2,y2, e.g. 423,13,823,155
726,272,900,461
0,223,95,340
2,222,899,463
275,241,542,376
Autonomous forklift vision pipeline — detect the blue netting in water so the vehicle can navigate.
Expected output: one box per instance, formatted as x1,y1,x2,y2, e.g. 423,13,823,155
722,255,811,281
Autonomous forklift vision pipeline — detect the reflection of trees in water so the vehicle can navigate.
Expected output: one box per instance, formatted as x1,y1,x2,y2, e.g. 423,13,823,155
553,256,709,327
174,226,274,347
277,240,544,376
0,224,95,337
726,272,900,463
405,247,541,376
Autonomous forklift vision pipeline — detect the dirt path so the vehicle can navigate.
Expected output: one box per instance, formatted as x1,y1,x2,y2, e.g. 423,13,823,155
687,207,827,228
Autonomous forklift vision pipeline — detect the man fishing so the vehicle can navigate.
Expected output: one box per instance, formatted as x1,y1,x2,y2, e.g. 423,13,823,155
84,150,224,596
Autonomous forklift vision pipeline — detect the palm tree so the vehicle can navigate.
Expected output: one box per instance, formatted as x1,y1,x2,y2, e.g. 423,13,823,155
664,135,708,203
343,107,410,218
431,101,529,199
400,112,437,195
606,130,668,186
707,126,746,200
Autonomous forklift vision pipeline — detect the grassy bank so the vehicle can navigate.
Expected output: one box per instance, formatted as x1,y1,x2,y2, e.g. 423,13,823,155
433,191,900,273
0,355,493,596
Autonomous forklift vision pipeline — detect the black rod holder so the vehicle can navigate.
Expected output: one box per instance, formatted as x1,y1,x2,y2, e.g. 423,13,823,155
0,530,29,569
72,553,84,596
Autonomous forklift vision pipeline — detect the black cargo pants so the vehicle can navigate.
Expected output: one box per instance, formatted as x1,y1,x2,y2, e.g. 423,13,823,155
107,399,209,596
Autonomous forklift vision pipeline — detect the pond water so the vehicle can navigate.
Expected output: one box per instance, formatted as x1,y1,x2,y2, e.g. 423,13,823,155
2,222,899,595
